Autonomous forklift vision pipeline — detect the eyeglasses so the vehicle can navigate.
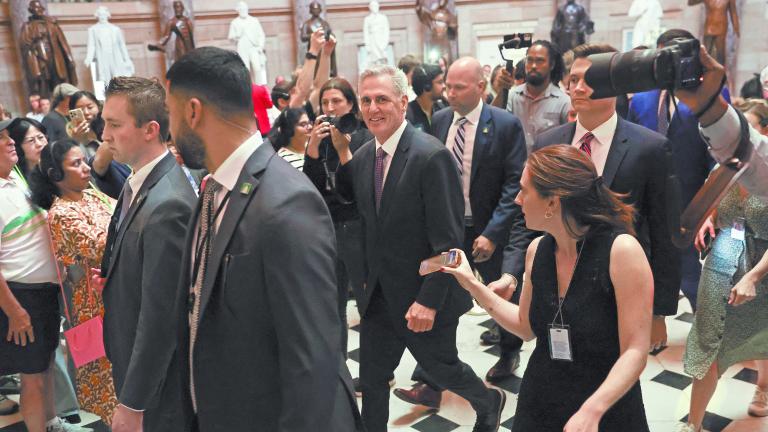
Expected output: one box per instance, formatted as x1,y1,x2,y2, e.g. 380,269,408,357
297,122,312,128
24,134,47,145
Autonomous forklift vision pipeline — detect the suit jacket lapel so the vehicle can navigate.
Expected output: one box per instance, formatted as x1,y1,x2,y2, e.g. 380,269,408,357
198,144,272,319
377,125,413,223
603,118,630,188
436,114,451,144
470,104,492,187
105,153,176,281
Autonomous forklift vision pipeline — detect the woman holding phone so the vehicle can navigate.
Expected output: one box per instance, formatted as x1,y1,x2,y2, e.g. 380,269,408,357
442,145,652,431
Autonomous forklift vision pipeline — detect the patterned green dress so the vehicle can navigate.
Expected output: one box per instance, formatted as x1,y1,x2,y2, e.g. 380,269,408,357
684,186,768,379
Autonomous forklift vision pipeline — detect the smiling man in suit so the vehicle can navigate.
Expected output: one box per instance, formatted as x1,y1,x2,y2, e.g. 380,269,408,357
394,57,529,407
166,47,359,432
333,65,505,432
534,44,681,351
99,76,197,432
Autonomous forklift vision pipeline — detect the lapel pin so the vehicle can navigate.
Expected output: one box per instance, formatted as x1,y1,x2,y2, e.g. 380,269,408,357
482,127,489,134
239,182,253,195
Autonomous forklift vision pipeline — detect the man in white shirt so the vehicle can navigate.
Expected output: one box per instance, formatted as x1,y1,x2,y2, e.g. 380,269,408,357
533,43,681,352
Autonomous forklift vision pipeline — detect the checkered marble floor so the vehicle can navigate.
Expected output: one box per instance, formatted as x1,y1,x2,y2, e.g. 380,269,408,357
1,296,765,431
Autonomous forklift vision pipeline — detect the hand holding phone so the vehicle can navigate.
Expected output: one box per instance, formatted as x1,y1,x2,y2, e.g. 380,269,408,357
419,250,461,276
68,108,86,125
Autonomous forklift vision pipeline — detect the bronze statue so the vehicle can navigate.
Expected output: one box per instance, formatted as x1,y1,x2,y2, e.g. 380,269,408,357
688,0,740,66
415,0,458,64
149,1,195,62
299,1,336,76
551,0,594,52
19,0,78,98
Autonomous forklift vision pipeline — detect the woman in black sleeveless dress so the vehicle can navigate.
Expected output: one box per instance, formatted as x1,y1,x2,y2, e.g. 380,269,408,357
442,145,653,432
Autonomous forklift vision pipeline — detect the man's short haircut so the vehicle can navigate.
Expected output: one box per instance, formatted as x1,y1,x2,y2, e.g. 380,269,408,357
166,46,254,117
397,54,421,75
105,76,169,139
571,44,619,61
656,29,696,48
359,65,409,99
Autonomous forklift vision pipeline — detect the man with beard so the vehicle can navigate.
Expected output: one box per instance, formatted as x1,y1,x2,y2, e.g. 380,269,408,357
496,40,570,154
98,76,196,431
406,64,446,132
166,47,359,431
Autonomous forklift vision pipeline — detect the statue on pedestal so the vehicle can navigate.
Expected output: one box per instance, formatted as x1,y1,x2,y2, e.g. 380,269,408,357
149,0,195,63
415,0,458,64
629,0,663,48
551,0,594,52
229,1,267,85
85,6,135,86
688,0,739,66
364,1,390,67
299,1,336,76
19,0,78,98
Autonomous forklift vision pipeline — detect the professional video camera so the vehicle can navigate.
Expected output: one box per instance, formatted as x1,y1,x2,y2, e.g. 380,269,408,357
496,32,533,107
584,37,703,99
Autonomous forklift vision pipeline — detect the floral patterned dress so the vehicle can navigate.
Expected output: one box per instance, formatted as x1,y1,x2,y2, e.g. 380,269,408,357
49,189,117,423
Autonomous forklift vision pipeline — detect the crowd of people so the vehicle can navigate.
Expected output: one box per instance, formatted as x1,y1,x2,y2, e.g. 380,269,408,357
0,24,767,432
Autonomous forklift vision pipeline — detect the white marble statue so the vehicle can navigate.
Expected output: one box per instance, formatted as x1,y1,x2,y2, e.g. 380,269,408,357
628,0,664,48
85,6,135,88
228,1,267,85
363,1,390,66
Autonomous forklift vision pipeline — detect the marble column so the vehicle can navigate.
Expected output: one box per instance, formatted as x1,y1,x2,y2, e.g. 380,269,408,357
9,0,50,101
156,0,196,70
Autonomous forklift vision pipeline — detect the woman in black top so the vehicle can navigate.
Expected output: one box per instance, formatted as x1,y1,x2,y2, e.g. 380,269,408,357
443,145,653,432
304,77,372,356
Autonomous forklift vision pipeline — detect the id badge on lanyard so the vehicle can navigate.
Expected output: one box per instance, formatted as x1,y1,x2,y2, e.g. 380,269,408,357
548,323,573,361
731,217,746,241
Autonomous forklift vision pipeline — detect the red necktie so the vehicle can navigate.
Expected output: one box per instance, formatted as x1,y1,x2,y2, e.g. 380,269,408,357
579,132,595,158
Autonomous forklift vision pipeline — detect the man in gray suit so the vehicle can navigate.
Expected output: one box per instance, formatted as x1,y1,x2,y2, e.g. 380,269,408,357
97,76,196,432
166,47,360,432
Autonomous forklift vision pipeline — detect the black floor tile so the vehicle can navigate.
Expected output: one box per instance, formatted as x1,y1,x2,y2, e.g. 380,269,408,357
478,318,497,329
733,367,758,385
501,415,515,430
484,345,502,357
649,346,668,356
349,323,360,332
348,348,360,363
680,411,732,432
0,419,108,432
652,370,693,390
675,312,695,323
492,375,522,394
410,413,460,432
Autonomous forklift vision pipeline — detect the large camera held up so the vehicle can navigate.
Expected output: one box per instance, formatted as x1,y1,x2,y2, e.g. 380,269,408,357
584,38,703,99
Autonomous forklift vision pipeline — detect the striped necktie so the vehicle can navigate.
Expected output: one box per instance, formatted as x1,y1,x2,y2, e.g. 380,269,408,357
452,117,468,175
579,131,595,158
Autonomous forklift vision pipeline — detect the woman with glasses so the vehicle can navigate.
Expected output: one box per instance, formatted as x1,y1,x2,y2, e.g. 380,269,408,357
268,107,312,170
9,117,48,181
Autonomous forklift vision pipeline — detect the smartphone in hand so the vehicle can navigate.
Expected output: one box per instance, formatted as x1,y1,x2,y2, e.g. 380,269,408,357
419,250,461,276
68,108,85,125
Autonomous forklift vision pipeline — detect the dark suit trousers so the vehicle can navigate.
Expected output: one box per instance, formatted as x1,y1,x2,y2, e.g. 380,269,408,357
680,245,702,312
411,225,521,389
335,218,366,357
361,287,493,432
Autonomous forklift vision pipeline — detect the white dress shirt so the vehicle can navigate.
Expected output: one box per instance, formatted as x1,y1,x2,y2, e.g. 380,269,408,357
571,112,619,175
446,100,483,217
125,150,169,206
375,119,408,186
700,105,768,199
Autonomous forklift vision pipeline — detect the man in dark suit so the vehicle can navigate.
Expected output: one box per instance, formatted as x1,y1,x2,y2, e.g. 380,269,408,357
394,56,529,408
98,76,196,432
534,44,681,350
627,29,727,311
166,47,360,432
333,65,505,432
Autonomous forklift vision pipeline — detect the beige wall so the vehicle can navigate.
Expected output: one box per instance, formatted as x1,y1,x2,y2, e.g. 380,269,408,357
1,0,765,114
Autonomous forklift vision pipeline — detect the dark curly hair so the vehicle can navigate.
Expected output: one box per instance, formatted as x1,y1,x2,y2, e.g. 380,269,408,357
28,138,79,210
267,107,307,151
8,117,47,179
529,40,566,85
69,90,105,141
